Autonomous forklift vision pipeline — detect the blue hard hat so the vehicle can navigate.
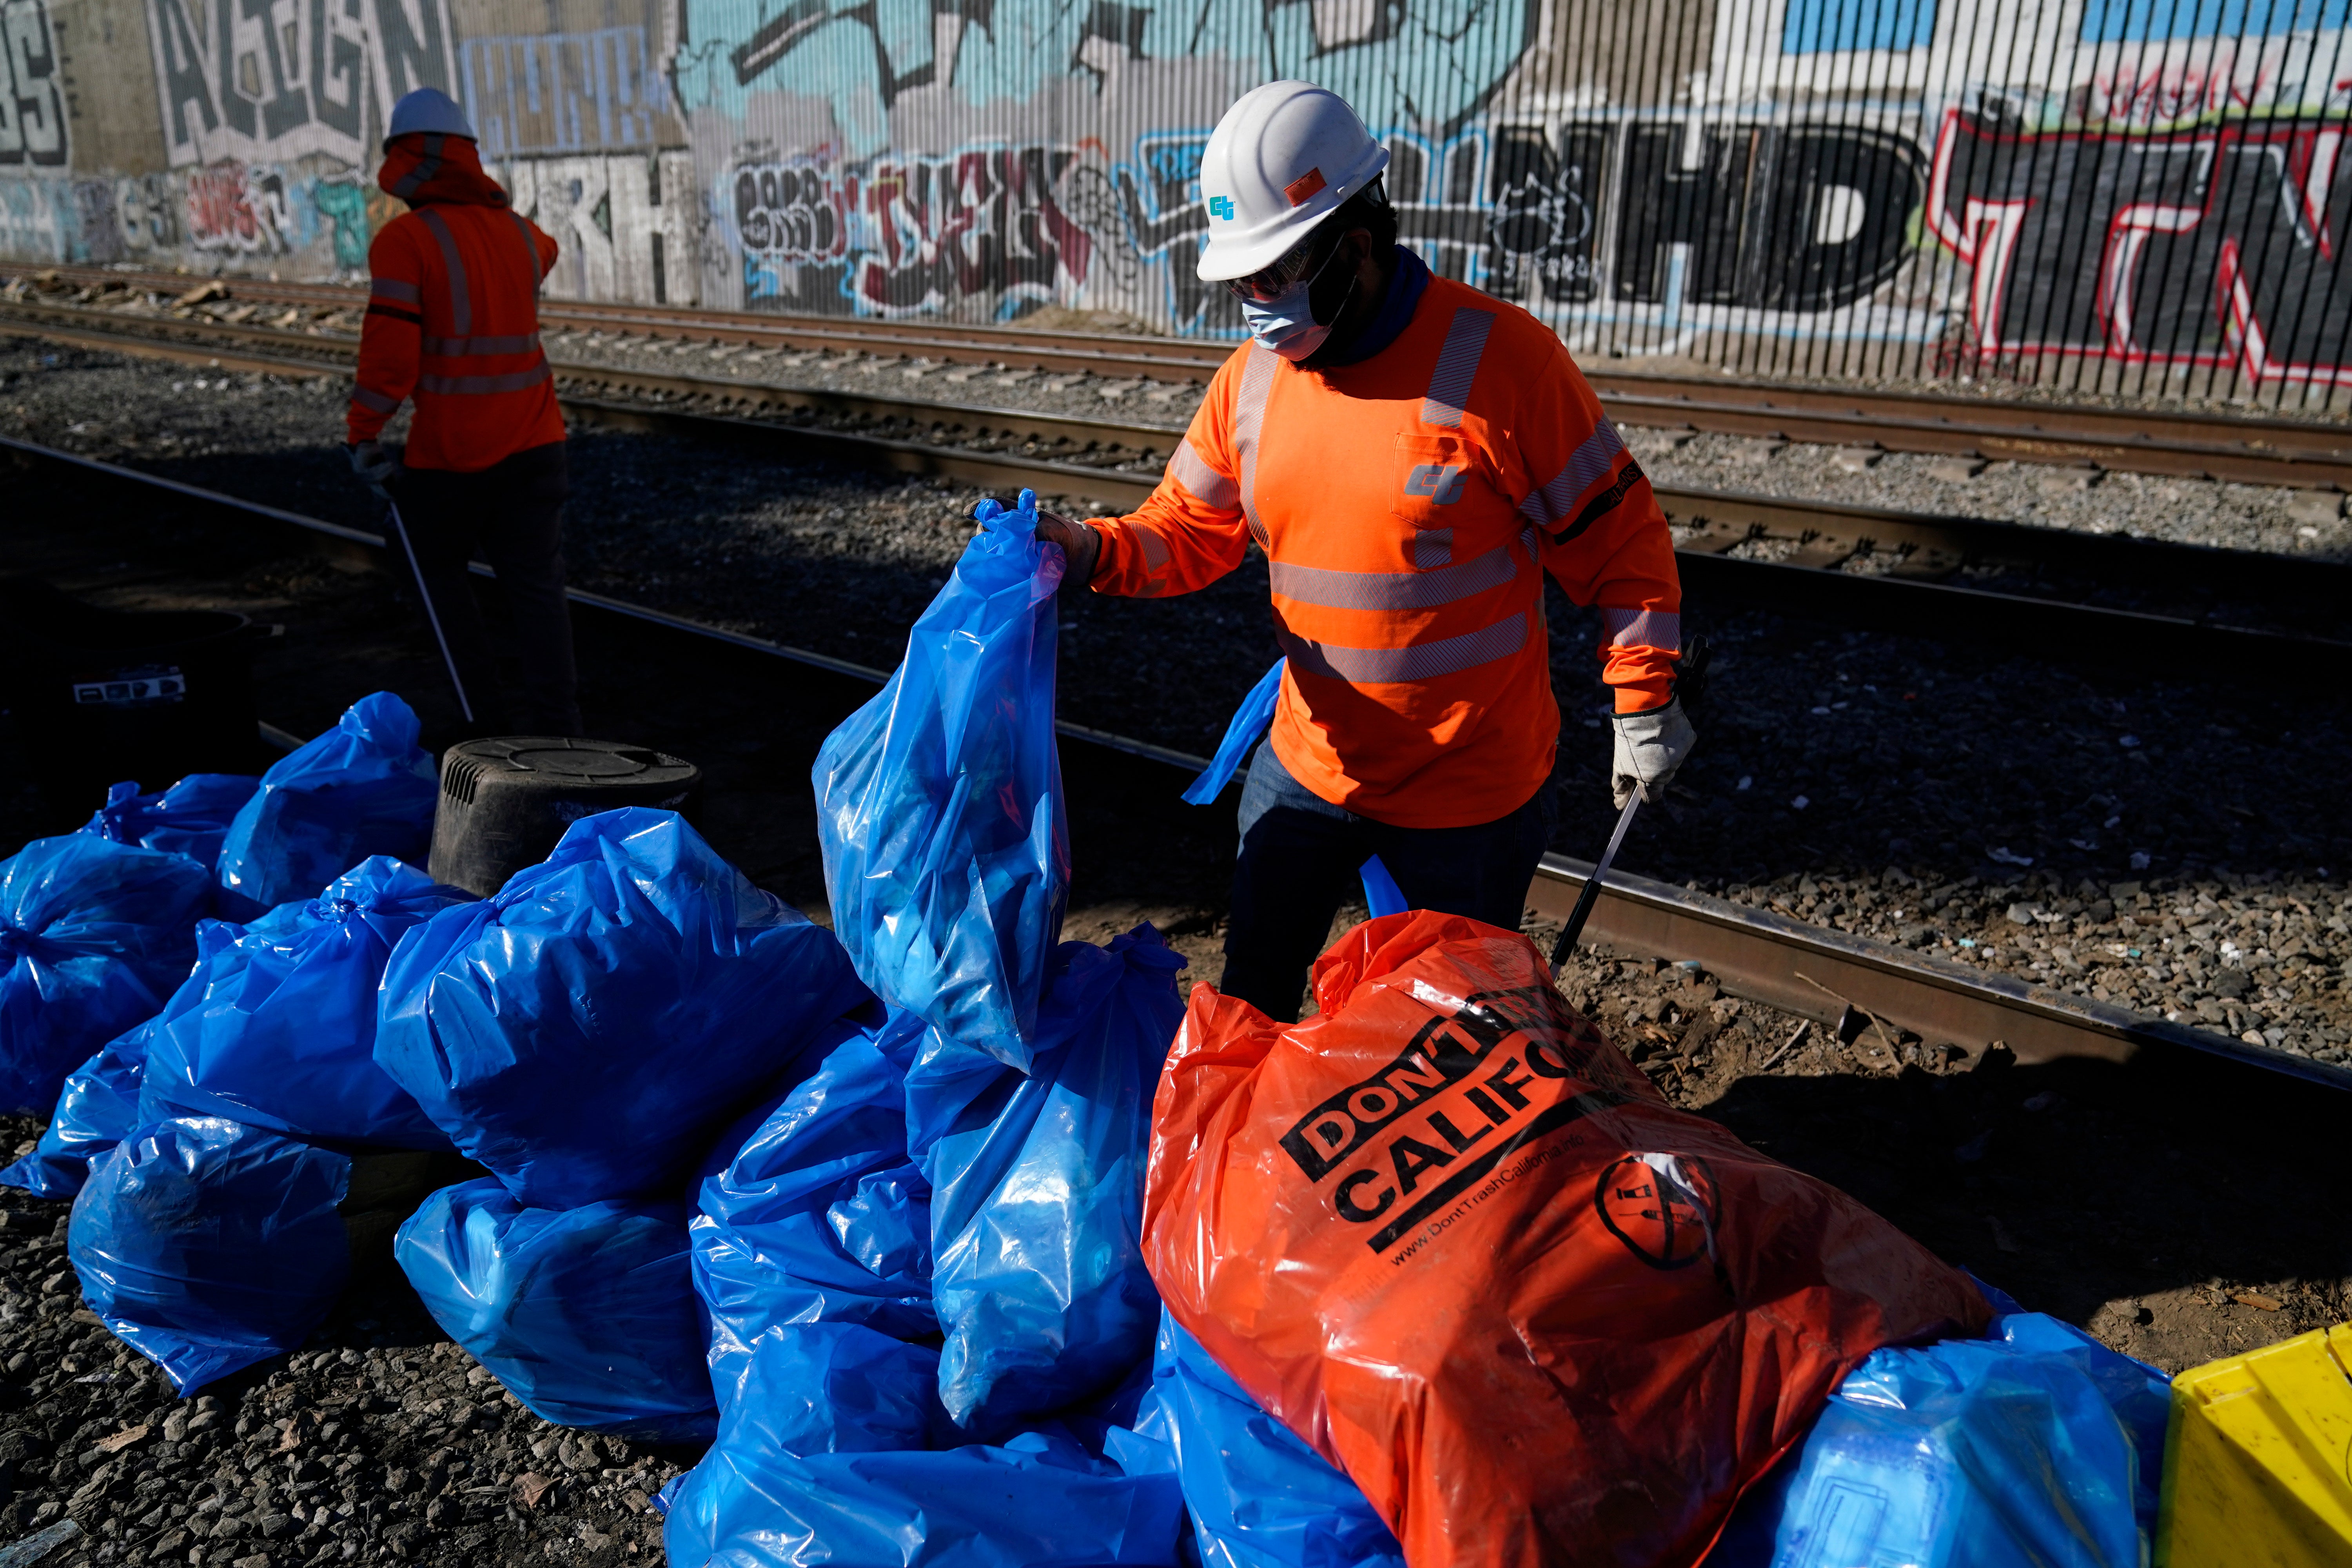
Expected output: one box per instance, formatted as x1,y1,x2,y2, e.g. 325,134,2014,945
384,87,474,149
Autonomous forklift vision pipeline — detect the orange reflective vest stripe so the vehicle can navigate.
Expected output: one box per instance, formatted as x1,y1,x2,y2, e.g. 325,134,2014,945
1089,272,1681,831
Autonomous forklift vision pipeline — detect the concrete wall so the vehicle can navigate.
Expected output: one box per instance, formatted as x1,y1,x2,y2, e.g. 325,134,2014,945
5,0,2351,398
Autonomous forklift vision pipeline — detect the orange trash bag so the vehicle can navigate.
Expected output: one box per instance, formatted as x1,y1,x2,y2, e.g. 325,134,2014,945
1141,911,1990,1568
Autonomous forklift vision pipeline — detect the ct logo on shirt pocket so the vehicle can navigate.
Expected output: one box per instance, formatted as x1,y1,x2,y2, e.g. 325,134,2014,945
1402,463,1467,505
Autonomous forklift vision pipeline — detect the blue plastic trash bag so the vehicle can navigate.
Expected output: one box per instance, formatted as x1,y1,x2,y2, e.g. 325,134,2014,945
660,1385,1186,1568
376,808,875,1208
68,1116,351,1394
396,1178,716,1442
1140,1311,1405,1568
1706,1307,2172,1568
0,832,212,1115
813,486,1070,1072
139,857,470,1149
692,1011,934,1416
1181,659,1284,806
910,924,1185,1436
82,774,262,873
214,692,438,919
0,1015,164,1199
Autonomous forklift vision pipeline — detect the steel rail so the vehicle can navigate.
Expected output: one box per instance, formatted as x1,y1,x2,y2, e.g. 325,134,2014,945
1525,854,2352,1092
19,266,2350,487
12,303,2352,679
9,429,2337,1093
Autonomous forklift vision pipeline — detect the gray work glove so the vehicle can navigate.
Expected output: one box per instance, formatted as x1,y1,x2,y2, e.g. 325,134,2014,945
1033,508,1102,595
348,439,401,498
1611,698,1696,808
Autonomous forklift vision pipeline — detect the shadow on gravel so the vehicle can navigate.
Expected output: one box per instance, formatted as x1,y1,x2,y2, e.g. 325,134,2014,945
1700,1042,2352,1374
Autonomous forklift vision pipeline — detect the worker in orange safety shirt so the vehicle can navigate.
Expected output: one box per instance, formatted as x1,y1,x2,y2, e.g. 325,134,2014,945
1034,81,1693,1020
345,87,581,737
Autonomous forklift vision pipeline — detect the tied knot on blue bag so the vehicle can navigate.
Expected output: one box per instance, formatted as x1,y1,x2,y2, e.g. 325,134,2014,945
972,488,1065,602
0,922,31,960
312,897,362,923
89,782,143,838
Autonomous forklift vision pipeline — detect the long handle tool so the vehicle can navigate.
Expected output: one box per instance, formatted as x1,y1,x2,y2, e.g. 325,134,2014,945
1548,789,1640,971
384,499,476,723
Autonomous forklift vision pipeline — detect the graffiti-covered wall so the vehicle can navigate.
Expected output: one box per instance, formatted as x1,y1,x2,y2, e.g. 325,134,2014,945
5,0,2352,398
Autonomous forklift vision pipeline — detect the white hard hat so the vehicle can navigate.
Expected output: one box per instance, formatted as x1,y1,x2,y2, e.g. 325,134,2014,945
1196,82,1389,282
384,87,475,148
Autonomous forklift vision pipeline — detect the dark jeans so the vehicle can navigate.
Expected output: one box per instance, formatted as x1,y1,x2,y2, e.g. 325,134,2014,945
1219,738,1558,1021
386,440,582,737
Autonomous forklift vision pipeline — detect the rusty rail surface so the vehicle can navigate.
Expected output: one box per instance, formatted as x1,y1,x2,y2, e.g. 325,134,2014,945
12,264,2350,487
8,431,2341,1093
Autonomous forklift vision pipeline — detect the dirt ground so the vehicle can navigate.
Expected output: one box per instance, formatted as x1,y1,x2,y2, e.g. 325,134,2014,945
2,424,2348,1567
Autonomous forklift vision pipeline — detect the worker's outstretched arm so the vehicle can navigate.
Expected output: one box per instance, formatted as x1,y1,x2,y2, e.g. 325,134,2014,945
1503,344,1683,715
1071,352,1255,598
348,223,424,444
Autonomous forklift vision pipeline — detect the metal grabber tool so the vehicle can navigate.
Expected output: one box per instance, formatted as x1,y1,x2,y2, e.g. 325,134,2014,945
1548,635,1710,973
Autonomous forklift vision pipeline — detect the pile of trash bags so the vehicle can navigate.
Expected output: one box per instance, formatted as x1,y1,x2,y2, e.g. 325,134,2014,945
4,514,2178,1568
386,806,875,1441
0,694,450,1388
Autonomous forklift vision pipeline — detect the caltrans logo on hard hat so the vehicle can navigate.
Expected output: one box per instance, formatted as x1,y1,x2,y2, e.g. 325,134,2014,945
1194,81,1388,283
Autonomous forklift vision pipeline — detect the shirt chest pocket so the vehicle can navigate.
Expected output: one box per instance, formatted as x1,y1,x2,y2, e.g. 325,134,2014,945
1392,432,1484,565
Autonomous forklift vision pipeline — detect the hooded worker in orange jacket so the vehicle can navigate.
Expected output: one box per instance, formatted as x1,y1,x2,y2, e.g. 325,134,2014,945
345,87,581,737
1036,83,1694,1020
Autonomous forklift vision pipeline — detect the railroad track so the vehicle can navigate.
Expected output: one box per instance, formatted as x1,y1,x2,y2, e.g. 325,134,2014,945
11,295,2350,681
7,430,2341,1097
12,265,2350,488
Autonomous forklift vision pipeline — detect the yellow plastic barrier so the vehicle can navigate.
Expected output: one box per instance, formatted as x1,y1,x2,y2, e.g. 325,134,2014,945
2157,1321,2352,1566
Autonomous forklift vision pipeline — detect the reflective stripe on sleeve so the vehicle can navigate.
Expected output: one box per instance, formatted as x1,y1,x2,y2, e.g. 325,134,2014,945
1230,344,1278,553
350,384,400,414
420,332,542,357
417,208,472,336
509,212,545,293
416,363,553,396
1420,307,1495,428
1602,608,1681,649
1165,436,1238,511
1269,543,1517,612
369,279,421,304
1277,610,1527,684
1517,417,1627,529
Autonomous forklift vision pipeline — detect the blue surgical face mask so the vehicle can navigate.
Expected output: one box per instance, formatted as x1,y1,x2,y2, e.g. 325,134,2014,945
1237,239,1356,362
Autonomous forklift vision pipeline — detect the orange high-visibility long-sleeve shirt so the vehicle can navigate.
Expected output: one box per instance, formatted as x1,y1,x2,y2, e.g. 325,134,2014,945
348,132,565,472
1087,272,1682,830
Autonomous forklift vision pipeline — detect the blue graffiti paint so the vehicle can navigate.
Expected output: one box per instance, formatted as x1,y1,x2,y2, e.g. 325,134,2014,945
677,0,1533,159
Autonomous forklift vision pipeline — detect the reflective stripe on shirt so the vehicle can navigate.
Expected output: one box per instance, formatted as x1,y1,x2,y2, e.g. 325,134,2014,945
1421,307,1495,428
417,208,472,336
416,363,554,396
421,332,542,357
1278,611,1528,684
1602,607,1681,648
1230,344,1278,553
1165,436,1237,511
1518,417,1626,528
1269,543,1518,612
369,278,421,304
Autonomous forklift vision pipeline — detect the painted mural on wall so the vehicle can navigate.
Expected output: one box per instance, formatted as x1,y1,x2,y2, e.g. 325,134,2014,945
3,0,2352,394
1,0,67,168
146,0,459,168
